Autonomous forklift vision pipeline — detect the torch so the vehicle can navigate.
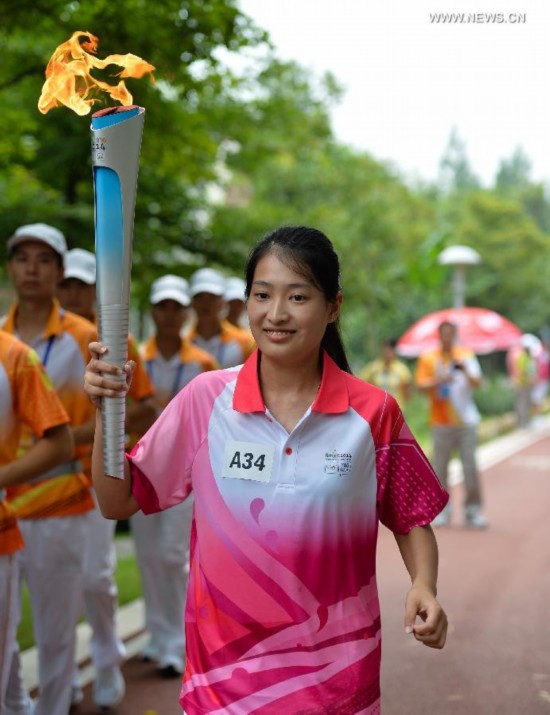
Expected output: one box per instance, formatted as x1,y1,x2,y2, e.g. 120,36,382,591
38,31,155,478
91,105,145,478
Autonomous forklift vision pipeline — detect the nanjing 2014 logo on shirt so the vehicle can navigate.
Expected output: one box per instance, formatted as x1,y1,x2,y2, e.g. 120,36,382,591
324,450,352,475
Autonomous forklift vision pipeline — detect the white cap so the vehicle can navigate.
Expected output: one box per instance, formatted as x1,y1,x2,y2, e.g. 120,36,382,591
189,268,225,297
64,248,96,284
8,223,67,257
150,274,190,307
520,333,541,354
224,276,246,303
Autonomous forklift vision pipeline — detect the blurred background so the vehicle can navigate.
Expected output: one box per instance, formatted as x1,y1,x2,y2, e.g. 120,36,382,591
1,0,549,433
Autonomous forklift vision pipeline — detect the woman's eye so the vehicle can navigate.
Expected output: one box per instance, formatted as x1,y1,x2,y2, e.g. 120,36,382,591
290,294,307,302
254,292,269,300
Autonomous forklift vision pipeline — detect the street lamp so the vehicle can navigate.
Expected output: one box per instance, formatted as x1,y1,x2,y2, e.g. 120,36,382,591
438,245,481,309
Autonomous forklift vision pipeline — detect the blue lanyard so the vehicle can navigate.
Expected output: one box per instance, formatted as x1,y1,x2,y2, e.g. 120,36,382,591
146,359,185,398
40,307,65,368
42,335,55,368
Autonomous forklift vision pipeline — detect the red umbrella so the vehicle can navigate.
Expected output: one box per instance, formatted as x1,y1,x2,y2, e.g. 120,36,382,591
397,307,523,357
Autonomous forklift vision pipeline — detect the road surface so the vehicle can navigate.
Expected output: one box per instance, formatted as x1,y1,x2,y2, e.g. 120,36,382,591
70,426,550,714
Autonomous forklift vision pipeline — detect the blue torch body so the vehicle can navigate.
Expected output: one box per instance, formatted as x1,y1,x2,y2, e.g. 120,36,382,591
91,105,145,478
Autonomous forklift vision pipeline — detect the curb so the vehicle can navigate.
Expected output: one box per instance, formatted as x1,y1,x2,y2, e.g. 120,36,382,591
21,599,147,693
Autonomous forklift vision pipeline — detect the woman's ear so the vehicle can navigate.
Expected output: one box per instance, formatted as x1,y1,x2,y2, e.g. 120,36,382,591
329,292,343,323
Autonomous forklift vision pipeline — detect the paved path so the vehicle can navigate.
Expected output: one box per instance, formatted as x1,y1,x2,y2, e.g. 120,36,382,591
378,427,550,714
23,420,550,714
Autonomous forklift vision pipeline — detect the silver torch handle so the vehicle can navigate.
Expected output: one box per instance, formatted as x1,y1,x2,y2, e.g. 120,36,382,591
98,304,129,477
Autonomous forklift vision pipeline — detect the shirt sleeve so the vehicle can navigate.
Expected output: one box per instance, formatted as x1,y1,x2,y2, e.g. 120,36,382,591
375,397,448,534
398,362,412,384
359,363,374,383
127,375,206,514
13,346,69,436
464,354,482,380
414,353,434,387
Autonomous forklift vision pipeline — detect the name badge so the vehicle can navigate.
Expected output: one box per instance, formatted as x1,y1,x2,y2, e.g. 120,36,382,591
222,441,274,482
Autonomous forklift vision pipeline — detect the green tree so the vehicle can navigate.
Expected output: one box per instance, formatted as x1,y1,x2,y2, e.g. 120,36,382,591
452,191,550,332
0,0,267,296
439,128,480,193
495,147,550,233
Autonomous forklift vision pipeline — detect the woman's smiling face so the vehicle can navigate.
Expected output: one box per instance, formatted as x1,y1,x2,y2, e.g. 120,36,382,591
247,251,341,366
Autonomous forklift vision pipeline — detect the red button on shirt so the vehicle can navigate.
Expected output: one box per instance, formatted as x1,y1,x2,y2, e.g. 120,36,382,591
285,447,293,455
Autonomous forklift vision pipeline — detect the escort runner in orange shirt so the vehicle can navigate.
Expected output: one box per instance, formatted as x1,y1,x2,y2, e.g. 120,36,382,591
186,267,255,368
2,223,97,715
0,331,72,714
57,246,156,708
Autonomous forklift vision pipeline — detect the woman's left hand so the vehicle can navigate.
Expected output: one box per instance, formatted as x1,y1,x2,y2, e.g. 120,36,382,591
404,584,448,649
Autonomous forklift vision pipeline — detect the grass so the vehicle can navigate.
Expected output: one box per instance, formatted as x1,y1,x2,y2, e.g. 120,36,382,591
17,550,142,652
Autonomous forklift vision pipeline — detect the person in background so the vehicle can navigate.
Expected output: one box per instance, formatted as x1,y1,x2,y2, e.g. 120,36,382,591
57,247,156,707
532,336,550,421
223,276,248,328
187,267,255,368
509,334,538,428
85,225,448,714
359,337,412,407
1,223,97,715
415,320,488,529
132,275,216,677
1,331,72,715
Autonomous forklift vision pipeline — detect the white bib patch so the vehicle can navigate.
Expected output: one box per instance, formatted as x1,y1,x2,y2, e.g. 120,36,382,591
222,441,274,482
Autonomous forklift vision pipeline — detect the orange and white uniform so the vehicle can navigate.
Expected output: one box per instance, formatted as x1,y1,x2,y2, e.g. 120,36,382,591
415,345,481,427
415,345,484,517
130,336,215,672
141,336,216,408
187,319,255,369
77,320,155,684
1,300,96,715
0,331,69,712
2,301,96,519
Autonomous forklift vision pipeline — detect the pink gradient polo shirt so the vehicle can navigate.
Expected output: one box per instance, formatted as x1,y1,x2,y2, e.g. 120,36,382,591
128,350,448,714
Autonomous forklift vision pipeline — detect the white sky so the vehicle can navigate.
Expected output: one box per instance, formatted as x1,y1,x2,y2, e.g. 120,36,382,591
238,0,550,186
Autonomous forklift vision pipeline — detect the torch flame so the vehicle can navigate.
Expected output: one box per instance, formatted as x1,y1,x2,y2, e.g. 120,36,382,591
38,31,155,116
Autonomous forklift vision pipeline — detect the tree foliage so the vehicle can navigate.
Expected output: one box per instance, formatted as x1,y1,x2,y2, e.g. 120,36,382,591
1,3,549,363
0,0,266,286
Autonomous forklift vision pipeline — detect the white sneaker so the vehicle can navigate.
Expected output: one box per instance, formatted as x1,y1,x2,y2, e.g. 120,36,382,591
70,683,84,706
139,640,160,663
158,654,184,678
464,508,489,529
432,506,451,527
93,665,125,708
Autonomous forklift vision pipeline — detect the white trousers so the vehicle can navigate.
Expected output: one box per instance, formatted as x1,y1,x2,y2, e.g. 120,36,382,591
18,514,89,715
80,500,125,671
432,424,481,508
130,498,193,663
0,553,19,712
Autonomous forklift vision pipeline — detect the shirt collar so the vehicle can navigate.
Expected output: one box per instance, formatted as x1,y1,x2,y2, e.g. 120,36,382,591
233,349,349,415
2,299,63,339
187,320,234,344
143,336,189,363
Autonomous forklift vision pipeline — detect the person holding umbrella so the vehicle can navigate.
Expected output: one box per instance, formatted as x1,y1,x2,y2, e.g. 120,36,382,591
415,320,488,529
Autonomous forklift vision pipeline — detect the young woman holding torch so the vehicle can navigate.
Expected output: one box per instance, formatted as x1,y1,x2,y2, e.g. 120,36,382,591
85,225,448,714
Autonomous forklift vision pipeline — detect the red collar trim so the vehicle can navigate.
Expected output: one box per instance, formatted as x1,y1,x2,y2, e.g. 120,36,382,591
233,349,349,414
